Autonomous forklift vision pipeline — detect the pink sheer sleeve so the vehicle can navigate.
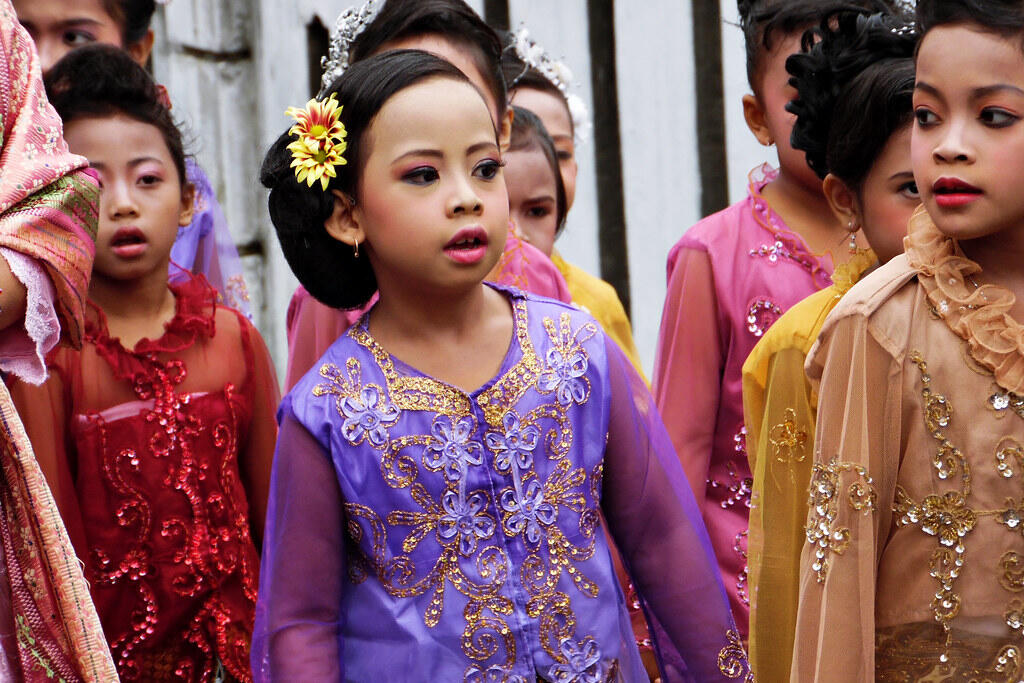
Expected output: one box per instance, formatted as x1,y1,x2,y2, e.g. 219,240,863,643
251,410,345,682
652,247,722,507
284,287,370,392
0,248,58,384
603,340,748,682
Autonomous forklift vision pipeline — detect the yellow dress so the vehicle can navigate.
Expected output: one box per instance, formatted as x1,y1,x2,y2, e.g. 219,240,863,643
550,251,646,380
741,248,876,682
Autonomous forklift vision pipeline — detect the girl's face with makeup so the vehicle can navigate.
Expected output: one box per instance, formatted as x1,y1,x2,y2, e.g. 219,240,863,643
351,77,508,295
510,87,577,211
64,114,193,282
504,145,559,257
856,125,918,263
912,24,1024,242
14,0,124,74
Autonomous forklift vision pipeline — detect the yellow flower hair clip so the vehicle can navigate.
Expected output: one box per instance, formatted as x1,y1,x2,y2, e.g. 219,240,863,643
285,93,348,191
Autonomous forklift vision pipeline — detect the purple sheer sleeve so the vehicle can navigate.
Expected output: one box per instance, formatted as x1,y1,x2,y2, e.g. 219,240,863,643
601,339,750,683
252,409,345,682
170,161,252,319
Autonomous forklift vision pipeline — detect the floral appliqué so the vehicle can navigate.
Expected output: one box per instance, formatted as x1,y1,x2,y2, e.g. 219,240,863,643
746,298,782,338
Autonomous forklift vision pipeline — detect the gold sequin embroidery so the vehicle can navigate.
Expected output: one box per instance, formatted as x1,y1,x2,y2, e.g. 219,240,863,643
717,629,753,681
805,458,876,583
768,407,808,463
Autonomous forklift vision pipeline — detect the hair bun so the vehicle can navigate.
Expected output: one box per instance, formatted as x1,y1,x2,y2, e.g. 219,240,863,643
786,9,916,179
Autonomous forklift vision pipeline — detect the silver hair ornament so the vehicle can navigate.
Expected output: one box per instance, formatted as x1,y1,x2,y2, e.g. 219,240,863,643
318,0,385,98
509,26,592,144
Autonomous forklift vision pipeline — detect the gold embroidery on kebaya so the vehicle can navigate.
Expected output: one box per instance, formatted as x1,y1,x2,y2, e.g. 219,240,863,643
1002,551,1024,592
911,352,971,487
717,629,753,681
317,303,613,679
805,458,876,583
988,385,1024,421
768,407,808,463
892,351,1024,669
995,437,1024,479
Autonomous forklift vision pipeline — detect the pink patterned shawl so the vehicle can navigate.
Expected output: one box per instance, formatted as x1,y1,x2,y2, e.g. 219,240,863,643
0,2,117,681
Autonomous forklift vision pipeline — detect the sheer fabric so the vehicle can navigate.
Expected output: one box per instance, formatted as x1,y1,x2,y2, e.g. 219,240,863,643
653,165,835,634
0,1,117,679
550,250,646,381
11,274,280,682
0,248,59,383
283,229,571,391
740,251,875,682
255,286,749,682
169,160,253,319
794,209,1024,680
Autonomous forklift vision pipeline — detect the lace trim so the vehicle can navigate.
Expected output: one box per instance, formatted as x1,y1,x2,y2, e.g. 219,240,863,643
904,208,1024,394
0,249,58,384
86,274,217,383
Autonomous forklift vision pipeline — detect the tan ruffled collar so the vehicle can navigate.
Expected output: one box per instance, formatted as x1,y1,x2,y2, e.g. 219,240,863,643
904,206,1024,394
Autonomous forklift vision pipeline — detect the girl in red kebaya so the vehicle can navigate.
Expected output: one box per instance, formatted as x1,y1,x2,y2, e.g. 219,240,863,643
10,45,278,682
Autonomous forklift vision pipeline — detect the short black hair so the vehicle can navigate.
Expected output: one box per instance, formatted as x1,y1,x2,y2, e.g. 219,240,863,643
44,44,187,185
101,0,157,45
260,50,470,310
787,10,917,188
350,0,506,117
739,0,895,92
916,0,1024,47
508,106,568,234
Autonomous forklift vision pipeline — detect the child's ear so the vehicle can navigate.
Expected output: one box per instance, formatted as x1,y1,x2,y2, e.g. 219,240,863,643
742,94,774,147
498,108,514,152
822,173,860,230
178,183,196,227
127,30,155,68
324,189,366,249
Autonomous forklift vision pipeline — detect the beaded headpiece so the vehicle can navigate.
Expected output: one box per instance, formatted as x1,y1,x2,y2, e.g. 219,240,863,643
318,0,386,98
507,26,592,143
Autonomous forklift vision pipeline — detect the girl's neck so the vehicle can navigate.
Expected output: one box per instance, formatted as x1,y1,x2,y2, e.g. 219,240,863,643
89,264,177,348
371,278,490,341
761,167,849,257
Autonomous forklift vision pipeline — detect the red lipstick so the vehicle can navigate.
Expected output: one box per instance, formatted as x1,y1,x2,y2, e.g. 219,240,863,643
110,226,148,259
444,226,489,265
932,177,982,208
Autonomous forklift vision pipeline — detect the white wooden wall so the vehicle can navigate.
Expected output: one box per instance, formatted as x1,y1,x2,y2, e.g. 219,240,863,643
152,0,755,381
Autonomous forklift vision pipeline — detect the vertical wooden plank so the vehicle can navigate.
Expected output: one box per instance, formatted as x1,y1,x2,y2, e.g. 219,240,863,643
483,0,510,30
720,0,773,203
614,0,702,373
693,0,729,217
506,0,601,281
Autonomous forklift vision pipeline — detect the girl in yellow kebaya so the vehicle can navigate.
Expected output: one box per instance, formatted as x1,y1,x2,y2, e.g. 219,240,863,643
739,9,918,681
793,0,1024,677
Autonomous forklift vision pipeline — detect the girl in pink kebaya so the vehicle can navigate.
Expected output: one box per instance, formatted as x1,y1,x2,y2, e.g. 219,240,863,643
652,0,890,635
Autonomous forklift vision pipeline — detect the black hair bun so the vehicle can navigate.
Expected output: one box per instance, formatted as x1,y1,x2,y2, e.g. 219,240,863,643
786,10,916,179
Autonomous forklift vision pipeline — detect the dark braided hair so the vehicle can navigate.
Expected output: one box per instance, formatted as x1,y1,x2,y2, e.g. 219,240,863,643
786,9,917,187
260,50,471,310
44,44,187,185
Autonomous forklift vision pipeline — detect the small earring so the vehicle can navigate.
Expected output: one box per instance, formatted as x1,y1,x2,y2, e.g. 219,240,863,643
353,240,360,259
847,220,859,253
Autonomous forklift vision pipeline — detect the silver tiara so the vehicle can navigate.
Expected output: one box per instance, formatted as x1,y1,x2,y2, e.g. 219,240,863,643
890,22,916,36
508,26,592,143
318,0,386,98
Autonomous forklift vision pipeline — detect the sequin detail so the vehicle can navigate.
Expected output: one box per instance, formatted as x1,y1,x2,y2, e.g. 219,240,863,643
746,298,782,338
319,304,613,678
769,407,808,463
805,458,876,583
717,629,753,681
